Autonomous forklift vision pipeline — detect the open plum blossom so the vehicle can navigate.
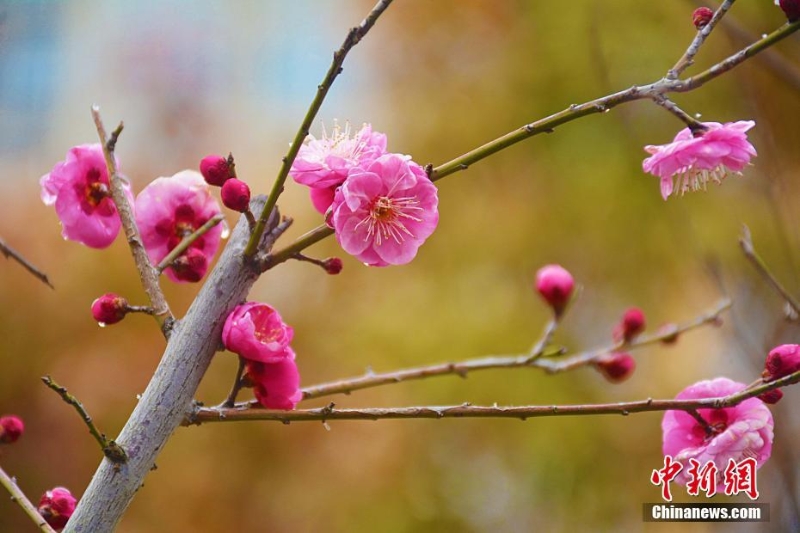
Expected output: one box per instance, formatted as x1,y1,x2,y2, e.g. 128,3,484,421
222,302,294,363
245,355,302,410
662,377,773,485
135,170,225,283
331,153,439,266
290,122,387,213
40,144,132,248
642,121,756,200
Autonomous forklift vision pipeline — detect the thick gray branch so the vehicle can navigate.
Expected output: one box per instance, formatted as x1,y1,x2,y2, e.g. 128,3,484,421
65,197,278,533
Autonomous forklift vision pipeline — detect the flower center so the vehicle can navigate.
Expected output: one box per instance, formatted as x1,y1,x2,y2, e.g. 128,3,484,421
692,409,729,441
322,121,367,163
355,195,424,246
77,168,112,214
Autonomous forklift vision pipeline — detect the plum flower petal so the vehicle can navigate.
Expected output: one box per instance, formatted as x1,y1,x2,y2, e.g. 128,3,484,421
40,144,131,248
331,153,439,267
643,121,756,200
38,487,77,531
246,355,302,410
662,377,773,485
222,302,294,363
135,170,225,283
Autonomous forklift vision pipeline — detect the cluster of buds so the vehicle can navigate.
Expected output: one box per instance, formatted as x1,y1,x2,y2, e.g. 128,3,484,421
200,154,252,213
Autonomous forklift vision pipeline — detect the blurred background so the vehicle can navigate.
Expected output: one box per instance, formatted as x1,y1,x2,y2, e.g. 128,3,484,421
1,1,799,531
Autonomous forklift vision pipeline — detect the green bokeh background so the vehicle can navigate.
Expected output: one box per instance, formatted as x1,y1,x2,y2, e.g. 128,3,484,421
1,1,800,531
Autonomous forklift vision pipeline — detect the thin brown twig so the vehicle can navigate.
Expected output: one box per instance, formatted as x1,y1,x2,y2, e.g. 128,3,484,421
0,465,58,533
668,0,736,79
0,237,54,289
91,106,174,338
739,225,800,316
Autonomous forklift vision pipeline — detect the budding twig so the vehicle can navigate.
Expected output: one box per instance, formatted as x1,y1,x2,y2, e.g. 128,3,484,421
245,0,395,258
667,0,736,79
41,376,127,465
91,106,174,338
0,236,53,289
0,465,57,533
156,214,226,273
739,225,800,317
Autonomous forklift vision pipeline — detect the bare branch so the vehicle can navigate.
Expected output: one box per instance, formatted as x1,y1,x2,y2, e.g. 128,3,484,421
0,237,54,289
0,465,57,533
740,225,800,316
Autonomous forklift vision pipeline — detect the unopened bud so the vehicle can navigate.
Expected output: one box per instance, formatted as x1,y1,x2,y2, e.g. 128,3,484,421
0,415,24,444
91,293,128,326
221,178,251,213
323,257,343,275
38,487,77,531
534,264,575,317
613,307,646,343
200,154,235,186
763,343,800,381
171,248,208,283
777,0,800,22
758,388,784,405
692,7,714,29
594,352,636,383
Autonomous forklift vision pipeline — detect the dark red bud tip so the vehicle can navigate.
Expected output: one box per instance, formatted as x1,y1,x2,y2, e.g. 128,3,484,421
692,7,714,29
323,257,343,275
0,415,24,444
613,307,646,343
221,178,251,213
534,264,575,317
778,0,800,22
200,154,235,186
171,248,208,283
38,487,77,531
758,388,784,405
763,344,800,381
91,293,128,325
594,352,636,383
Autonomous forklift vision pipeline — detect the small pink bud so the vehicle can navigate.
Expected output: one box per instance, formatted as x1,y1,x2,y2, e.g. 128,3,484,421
0,415,24,444
38,487,77,531
594,352,636,383
170,248,208,283
613,307,646,343
692,7,714,29
758,388,784,405
534,264,574,316
221,178,251,213
778,0,800,22
763,344,800,381
199,154,235,186
91,293,128,325
323,257,343,275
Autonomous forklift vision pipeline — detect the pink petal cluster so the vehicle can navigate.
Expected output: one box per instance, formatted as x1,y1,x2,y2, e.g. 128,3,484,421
662,377,773,485
38,487,77,531
642,121,756,200
135,170,225,283
290,122,387,213
0,415,24,444
763,343,800,381
223,302,301,410
331,154,439,266
40,144,132,248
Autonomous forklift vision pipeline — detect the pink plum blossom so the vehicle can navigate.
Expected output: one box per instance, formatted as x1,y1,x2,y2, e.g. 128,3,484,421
330,153,439,266
38,487,77,531
246,355,302,410
222,302,294,363
135,170,225,283
40,144,132,248
662,377,773,485
290,122,387,213
642,121,756,200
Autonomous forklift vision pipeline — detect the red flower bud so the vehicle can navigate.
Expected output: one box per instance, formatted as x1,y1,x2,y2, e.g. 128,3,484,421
758,388,784,405
778,0,800,22
692,7,714,29
199,154,235,186
221,178,251,213
613,307,646,343
763,344,800,381
594,352,636,383
0,415,24,444
90,293,128,325
170,248,209,283
534,264,574,317
322,257,343,275
38,487,77,531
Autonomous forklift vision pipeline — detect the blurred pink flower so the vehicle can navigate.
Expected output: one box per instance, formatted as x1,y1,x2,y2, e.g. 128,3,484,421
40,144,132,248
38,487,77,531
763,343,800,381
0,415,24,444
534,264,575,316
662,377,773,485
642,121,756,200
331,153,439,266
222,302,294,363
135,170,225,283
246,355,302,410
291,122,387,213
